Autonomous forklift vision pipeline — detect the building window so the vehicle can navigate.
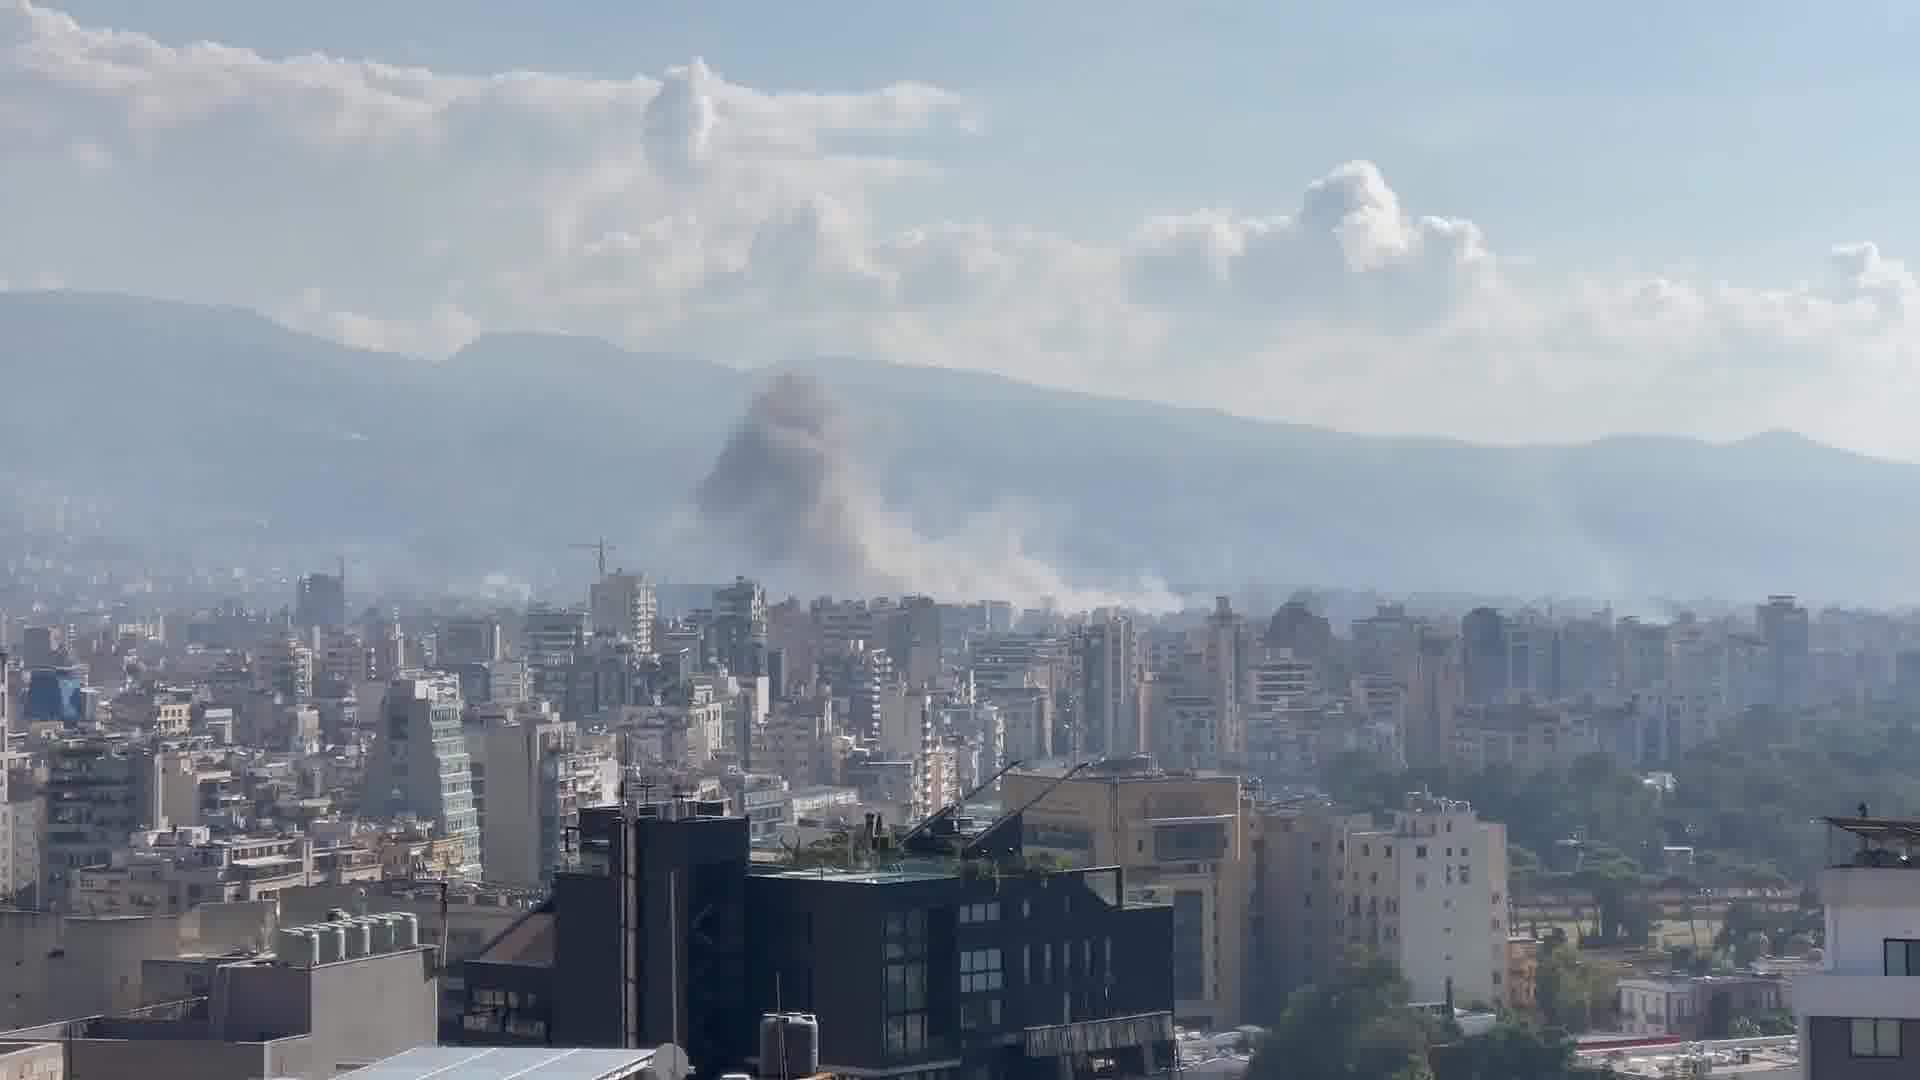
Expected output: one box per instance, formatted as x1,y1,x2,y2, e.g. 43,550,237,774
1887,939,1920,976
959,902,1000,924
961,949,1003,993
960,997,1002,1030
885,1014,928,1055
1851,1018,1902,1058
1416,846,1428,859
884,909,929,1057
1460,865,1470,884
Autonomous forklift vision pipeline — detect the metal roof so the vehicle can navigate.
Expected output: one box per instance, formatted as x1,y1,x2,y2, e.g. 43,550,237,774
1823,815,1920,847
344,1046,665,1080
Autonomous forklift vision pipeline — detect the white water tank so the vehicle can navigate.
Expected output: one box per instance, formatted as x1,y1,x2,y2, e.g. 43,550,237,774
367,914,396,954
275,928,311,967
314,923,346,964
344,918,372,959
393,912,420,948
759,1013,820,1080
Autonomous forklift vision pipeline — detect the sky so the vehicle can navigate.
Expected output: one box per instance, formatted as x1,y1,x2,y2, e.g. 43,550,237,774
8,1,1920,456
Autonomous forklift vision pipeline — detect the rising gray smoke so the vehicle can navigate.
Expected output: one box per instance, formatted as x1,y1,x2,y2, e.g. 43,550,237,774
696,372,1175,611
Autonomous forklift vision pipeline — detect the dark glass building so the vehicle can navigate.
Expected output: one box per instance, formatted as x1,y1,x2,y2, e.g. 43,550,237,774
461,802,1175,1080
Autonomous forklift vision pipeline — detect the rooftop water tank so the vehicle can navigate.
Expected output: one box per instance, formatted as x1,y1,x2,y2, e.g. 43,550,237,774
393,912,420,948
343,918,372,959
759,1012,820,1080
274,928,311,967
367,914,396,954
314,923,346,965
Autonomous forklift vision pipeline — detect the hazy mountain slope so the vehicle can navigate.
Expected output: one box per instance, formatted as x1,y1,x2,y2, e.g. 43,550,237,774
2,290,1915,602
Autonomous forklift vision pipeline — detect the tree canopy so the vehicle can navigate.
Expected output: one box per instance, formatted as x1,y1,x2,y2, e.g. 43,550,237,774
1252,950,1603,1080
1251,950,1434,1080
1325,706,1912,886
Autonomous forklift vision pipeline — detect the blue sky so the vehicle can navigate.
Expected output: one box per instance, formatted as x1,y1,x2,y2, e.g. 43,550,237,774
10,1,1920,455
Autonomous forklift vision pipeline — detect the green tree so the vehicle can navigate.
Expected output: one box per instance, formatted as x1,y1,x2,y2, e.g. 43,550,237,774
1535,940,1615,1032
1251,949,1434,1080
1433,1018,1587,1080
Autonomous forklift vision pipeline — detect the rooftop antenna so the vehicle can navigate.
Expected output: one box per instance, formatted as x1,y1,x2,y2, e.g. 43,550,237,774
571,538,617,580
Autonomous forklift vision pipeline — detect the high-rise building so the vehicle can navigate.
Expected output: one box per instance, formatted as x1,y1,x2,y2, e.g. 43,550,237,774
294,571,348,630
1264,598,1334,663
0,750,40,907
1202,597,1249,766
254,634,315,700
21,625,66,669
1259,794,1511,1010
1006,758,1249,1029
1758,594,1813,709
438,616,507,666
42,736,163,910
1461,607,1508,706
710,577,768,677
1404,629,1463,769
478,705,618,887
1617,617,1670,695
1250,801,1362,1009
1075,613,1145,758
521,606,589,704
365,677,482,878
590,570,657,653
883,595,943,689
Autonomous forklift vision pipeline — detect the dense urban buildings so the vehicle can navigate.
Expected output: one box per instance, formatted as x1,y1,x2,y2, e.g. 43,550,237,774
0,557,1896,1078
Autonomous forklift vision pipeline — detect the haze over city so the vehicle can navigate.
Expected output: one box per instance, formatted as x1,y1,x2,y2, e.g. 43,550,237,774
5,4,1920,1080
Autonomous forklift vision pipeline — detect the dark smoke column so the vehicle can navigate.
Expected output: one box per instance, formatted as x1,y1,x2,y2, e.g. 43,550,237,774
695,372,894,596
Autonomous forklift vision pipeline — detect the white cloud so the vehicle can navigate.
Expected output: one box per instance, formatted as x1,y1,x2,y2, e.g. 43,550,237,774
6,2,1920,456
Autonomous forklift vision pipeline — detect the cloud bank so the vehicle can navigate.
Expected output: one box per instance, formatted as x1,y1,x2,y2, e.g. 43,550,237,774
696,372,1176,611
5,2,1920,457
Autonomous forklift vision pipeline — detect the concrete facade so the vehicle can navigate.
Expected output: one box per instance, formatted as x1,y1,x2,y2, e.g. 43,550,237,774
0,903,275,1030
1006,760,1247,1028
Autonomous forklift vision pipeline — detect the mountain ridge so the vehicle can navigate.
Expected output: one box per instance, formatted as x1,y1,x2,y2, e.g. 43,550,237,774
3,289,1916,604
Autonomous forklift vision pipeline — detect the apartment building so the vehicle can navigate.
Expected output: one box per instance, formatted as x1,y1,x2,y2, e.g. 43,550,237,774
42,737,163,911
69,828,312,915
1006,758,1248,1028
1795,815,1920,1077
0,751,40,907
363,677,481,879
1255,794,1511,1011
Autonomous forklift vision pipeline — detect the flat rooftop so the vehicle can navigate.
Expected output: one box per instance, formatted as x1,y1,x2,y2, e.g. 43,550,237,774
346,1045,675,1079
752,863,958,885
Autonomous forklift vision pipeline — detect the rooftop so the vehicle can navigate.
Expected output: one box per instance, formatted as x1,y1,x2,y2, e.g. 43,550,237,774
345,1045,683,1079
752,863,959,885
1822,814,1920,866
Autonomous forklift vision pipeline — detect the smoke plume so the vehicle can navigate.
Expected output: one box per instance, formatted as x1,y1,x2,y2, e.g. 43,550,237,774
696,372,1175,612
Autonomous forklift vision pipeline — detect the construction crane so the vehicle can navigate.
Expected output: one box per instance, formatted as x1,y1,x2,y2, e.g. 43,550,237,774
570,538,618,579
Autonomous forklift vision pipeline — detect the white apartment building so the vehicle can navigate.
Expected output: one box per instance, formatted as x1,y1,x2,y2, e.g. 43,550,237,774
1794,815,1920,1077
589,570,657,652
364,677,481,878
1344,794,1509,1008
